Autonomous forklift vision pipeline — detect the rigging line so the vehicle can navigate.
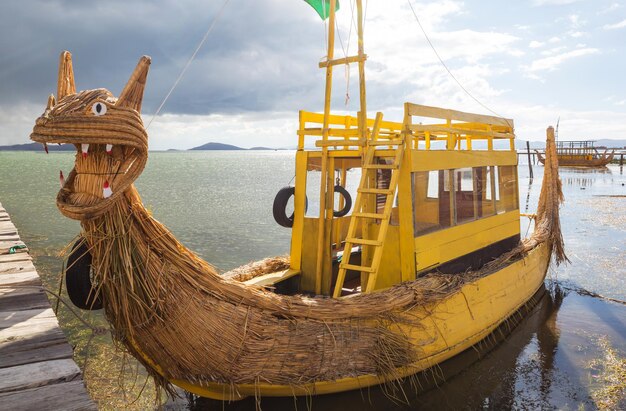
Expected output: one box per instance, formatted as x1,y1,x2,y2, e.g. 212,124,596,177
346,0,358,55
146,0,232,129
405,0,512,128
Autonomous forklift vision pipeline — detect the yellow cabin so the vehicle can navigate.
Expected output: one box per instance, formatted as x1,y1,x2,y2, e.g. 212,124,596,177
263,105,521,299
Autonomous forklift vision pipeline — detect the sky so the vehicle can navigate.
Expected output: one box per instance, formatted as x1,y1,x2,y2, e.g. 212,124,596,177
0,0,625,150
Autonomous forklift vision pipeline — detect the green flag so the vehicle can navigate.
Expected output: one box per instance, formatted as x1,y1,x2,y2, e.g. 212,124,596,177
304,0,340,20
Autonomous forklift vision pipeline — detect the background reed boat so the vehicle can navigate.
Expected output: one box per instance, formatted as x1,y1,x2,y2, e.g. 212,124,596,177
29,0,567,402
536,140,615,167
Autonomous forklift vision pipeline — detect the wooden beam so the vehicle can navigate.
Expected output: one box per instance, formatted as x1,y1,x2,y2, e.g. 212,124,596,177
406,103,513,127
0,381,96,410
318,54,367,68
0,359,82,393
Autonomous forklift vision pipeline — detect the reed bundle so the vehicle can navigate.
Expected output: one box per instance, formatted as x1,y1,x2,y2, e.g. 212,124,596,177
30,51,566,398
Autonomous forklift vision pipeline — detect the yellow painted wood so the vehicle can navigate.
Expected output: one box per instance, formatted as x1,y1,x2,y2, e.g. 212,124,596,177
334,117,405,296
356,0,367,138
414,211,520,272
406,103,514,128
321,156,335,295
333,113,384,297
243,269,301,287
411,150,516,171
398,104,416,282
147,242,550,399
289,150,308,271
314,0,338,295
364,144,404,293
318,54,367,68
300,218,320,292
410,125,513,139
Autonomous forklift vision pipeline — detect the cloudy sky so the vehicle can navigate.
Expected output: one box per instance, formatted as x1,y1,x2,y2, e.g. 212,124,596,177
1,0,624,149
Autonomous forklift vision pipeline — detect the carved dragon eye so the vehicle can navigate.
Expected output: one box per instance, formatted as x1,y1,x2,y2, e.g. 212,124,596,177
91,102,107,116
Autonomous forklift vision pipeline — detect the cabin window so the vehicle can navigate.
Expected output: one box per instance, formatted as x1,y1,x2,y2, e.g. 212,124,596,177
454,168,476,224
412,165,519,237
412,170,453,235
495,165,518,213
475,166,496,217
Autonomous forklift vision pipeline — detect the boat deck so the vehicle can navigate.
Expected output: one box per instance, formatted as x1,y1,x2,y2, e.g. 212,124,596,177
0,202,95,410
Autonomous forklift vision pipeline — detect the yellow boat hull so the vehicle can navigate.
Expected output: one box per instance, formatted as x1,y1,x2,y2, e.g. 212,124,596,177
158,241,551,401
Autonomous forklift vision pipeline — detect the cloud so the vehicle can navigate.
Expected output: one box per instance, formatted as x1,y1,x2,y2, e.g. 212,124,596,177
603,19,626,30
531,0,581,5
1,0,624,150
597,3,621,15
511,104,626,142
526,47,600,72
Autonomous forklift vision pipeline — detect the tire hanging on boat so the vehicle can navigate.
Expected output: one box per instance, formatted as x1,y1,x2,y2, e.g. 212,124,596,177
332,185,352,217
273,186,303,228
272,185,351,228
65,239,103,310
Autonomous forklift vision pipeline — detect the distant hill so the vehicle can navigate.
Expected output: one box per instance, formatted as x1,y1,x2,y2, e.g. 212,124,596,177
515,138,626,150
0,142,75,151
190,142,244,151
594,139,626,149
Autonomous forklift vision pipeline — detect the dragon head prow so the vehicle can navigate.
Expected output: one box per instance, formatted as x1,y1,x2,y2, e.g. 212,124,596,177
31,51,151,220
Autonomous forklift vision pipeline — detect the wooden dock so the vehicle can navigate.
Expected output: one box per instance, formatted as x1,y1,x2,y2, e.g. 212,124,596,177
0,202,96,410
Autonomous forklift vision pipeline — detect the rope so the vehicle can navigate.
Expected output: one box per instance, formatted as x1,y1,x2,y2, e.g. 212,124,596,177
146,0,232,129
405,0,512,128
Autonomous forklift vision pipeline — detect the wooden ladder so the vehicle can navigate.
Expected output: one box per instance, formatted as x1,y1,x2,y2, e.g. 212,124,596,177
332,113,405,297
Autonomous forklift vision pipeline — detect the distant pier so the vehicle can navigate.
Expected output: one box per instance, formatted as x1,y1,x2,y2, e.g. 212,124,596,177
0,202,95,410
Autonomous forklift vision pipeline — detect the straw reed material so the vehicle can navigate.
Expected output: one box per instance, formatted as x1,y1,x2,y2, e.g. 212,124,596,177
30,51,566,397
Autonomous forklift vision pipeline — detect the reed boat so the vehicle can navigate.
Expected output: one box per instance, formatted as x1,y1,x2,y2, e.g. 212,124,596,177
536,140,614,167
30,1,567,402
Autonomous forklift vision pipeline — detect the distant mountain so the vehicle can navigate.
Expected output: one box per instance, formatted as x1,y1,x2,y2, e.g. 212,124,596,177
189,142,244,151
594,139,626,149
515,138,626,150
0,142,75,151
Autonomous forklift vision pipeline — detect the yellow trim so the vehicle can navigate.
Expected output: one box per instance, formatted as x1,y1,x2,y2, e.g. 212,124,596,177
290,150,308,271
243,269,300,287
411,150,517,171
414,211,520,272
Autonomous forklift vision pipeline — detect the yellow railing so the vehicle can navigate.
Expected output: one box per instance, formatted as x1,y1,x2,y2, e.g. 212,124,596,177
298,103,516,152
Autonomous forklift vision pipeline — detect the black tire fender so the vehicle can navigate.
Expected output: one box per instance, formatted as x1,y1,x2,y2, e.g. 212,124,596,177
273,187,306,228
333,185,352,217
66,239,103,310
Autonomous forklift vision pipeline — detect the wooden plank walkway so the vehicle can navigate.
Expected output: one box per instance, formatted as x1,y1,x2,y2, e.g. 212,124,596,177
0,202,96,410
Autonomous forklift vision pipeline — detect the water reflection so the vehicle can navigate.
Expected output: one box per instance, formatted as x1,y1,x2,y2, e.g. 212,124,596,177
560,167,612,188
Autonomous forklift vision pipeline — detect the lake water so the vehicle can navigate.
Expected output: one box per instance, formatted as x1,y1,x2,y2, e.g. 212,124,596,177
0,151,624,410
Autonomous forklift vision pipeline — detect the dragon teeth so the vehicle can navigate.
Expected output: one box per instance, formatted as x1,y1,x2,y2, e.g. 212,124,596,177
81,143,89,158
103,180,113,198
106,144,113,154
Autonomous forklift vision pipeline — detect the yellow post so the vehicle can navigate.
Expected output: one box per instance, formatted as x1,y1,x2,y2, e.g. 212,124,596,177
314,0,337,295
357,0,367,136
290,150,308,271
398,103,416,282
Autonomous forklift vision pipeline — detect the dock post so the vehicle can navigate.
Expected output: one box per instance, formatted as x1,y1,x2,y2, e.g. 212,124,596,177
526,141,534,179
620,153,624,166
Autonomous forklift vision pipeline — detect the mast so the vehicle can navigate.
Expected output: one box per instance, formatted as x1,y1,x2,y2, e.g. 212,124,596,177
314,0,368,294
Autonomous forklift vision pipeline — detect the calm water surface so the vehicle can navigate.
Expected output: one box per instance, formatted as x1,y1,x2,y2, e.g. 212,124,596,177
0,151,624,410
